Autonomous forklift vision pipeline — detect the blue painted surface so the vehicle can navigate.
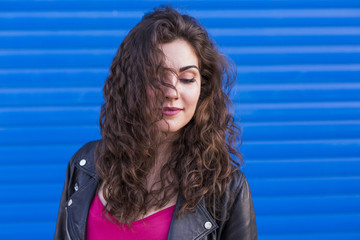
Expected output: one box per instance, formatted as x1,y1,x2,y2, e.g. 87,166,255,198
1,0,360,239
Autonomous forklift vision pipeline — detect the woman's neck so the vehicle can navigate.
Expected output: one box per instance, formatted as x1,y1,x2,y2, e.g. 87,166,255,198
146,132,178,191
154,131,179,167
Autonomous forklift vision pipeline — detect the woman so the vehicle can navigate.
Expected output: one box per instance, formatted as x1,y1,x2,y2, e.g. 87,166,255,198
55,6,256,240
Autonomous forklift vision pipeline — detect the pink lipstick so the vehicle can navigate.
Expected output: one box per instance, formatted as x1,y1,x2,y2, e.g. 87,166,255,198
163,107,181,116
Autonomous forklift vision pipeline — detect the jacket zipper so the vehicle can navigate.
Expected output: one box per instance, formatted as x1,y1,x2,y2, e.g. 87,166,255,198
65,207,72,240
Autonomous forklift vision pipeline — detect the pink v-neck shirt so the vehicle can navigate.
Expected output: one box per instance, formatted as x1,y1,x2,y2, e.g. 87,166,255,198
86,194,175,240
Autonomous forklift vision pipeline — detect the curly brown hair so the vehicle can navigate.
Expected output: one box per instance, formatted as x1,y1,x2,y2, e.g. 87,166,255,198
96,5,243,224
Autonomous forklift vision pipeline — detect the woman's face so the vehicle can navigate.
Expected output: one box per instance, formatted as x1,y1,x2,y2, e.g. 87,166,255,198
157,39,201,133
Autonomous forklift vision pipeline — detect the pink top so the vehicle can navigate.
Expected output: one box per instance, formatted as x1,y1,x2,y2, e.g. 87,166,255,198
86,193,175,240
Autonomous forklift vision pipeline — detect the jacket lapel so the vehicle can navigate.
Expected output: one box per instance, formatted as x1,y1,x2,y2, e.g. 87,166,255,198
167,195,218,240
66,144,99,240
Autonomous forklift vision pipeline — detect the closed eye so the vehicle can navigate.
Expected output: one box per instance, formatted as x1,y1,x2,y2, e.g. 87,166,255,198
179,78,196,83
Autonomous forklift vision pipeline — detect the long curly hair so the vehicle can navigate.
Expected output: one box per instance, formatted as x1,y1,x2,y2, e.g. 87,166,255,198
96,5,243,224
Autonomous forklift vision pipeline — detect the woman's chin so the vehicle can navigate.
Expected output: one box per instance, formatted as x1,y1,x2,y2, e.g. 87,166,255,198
157,120,183,134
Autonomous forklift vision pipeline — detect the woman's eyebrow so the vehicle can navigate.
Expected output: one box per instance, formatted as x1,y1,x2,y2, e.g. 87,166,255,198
179,65,199,72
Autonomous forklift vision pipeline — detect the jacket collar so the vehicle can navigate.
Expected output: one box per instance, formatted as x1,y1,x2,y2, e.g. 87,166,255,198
74,140,98,179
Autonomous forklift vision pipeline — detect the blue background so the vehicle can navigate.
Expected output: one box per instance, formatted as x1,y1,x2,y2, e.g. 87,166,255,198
0,0,360,239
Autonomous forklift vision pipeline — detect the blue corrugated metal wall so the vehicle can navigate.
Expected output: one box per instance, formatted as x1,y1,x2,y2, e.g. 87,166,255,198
1,0,360,239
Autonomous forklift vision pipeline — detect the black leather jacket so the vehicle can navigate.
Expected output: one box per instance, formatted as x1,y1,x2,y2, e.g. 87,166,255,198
54,141,257,240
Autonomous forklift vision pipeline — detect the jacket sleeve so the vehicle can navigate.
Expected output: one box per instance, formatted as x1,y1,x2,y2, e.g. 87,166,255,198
221,172,257,239
54,160,72,240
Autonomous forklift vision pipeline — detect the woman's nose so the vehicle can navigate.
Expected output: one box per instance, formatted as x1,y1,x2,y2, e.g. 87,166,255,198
164,76,179,100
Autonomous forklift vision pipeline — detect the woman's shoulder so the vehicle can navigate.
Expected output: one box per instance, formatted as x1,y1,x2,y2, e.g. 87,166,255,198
75,140,99,156
217,169,257,238
229,168,251,197
67,140,100,173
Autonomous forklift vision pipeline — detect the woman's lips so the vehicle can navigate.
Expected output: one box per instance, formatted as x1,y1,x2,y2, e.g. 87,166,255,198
163,107,182,116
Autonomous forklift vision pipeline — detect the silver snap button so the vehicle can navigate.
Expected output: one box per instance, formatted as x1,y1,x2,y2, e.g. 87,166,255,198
68,199,73,206
74,183,79,191
204,221,212,229
79,159,86,166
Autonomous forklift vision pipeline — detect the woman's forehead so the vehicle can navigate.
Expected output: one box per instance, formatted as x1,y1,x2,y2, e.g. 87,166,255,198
160,39,199,71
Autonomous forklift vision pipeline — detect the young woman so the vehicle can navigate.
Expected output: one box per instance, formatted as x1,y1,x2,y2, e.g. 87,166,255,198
55,6,256,240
